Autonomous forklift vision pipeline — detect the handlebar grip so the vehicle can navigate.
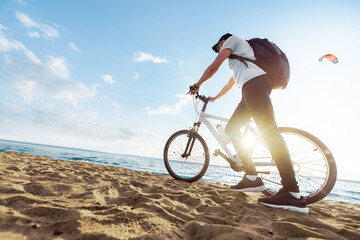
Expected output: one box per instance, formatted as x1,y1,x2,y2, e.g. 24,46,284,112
199,95,208,101
194,92,209,103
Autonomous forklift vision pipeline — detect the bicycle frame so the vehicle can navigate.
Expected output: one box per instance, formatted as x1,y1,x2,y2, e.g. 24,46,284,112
194,97,276,168
198,112,236,162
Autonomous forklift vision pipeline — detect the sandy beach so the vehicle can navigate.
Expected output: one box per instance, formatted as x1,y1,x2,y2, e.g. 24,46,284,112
0,151,359,240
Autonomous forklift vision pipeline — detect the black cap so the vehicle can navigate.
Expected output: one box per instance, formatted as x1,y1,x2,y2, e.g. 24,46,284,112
212,33,233,53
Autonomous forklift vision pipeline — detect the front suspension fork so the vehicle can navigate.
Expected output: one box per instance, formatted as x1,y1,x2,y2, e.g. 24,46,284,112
182,122,201,158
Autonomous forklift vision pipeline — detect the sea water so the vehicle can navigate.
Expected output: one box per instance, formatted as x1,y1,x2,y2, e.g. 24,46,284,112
0,139,359,205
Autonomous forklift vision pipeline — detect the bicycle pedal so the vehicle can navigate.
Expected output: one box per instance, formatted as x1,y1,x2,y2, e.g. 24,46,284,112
213,149,220,156
230,162,243,172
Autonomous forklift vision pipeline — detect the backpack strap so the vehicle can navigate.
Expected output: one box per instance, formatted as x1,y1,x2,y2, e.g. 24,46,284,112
228,54,255,68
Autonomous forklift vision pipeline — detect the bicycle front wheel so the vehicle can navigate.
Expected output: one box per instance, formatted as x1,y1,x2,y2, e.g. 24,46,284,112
164,130,209,183
252,127,337,204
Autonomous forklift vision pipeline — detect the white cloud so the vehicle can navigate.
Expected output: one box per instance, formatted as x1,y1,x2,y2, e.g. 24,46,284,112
0,31,81,106
15,80,36,103
31,109,151,141
179,61,184,67
146,93,191,115
111,101,123,109
44,103,54,109
46,56,69,78
0,24,7,30
15,12,59,39
0,31,41,64
1,101,25,114
5,56,95,106
68,42,80,52
133,51,169,63
133,72,139,79
91,84,100,93
15,12,35,28
16,42,41,64
0,33,13,52
27,31,40,38
101,74,115,84
15,0,26,5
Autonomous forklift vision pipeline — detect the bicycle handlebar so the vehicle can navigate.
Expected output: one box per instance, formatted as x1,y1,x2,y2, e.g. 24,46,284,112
195,92,209,103
194,92,209,112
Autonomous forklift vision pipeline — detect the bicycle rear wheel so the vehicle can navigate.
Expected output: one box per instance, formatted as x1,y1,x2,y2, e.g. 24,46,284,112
252,127,337,204
164,130,209,183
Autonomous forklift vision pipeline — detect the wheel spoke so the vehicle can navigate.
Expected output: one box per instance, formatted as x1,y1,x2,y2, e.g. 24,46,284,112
251,128,336,203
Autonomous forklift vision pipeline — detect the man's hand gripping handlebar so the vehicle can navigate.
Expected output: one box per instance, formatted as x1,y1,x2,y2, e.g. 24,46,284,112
188,83,199,95
188,84,214,103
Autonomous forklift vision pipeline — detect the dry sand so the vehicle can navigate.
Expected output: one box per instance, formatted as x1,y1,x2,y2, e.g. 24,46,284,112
0,151,359,240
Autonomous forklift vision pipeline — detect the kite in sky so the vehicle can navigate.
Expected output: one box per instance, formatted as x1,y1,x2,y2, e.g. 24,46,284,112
319,54,338,64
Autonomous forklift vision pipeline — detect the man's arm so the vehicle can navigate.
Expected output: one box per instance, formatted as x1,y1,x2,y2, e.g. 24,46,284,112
209,76,235,102
195,48,232,88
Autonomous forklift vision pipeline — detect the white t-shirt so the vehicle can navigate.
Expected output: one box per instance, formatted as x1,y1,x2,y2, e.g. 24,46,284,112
222,36,266,88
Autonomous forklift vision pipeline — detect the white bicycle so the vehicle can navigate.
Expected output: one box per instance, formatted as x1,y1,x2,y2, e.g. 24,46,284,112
163,92,337,204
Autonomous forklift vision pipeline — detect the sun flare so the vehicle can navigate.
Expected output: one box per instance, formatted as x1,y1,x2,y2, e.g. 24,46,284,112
242,133,256,148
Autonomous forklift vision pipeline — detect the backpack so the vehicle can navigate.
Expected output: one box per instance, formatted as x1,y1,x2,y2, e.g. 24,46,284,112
229,38,290,90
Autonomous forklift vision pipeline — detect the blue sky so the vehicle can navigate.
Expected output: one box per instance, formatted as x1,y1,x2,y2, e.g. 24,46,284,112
0,0,359,181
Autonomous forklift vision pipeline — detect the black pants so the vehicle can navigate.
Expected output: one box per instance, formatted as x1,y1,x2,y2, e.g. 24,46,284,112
225,74,299,192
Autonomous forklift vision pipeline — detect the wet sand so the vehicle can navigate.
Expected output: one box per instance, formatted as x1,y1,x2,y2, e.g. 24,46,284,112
0,151,359,240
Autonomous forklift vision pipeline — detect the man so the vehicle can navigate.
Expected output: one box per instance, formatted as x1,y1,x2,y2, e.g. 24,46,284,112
189,33,309,213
